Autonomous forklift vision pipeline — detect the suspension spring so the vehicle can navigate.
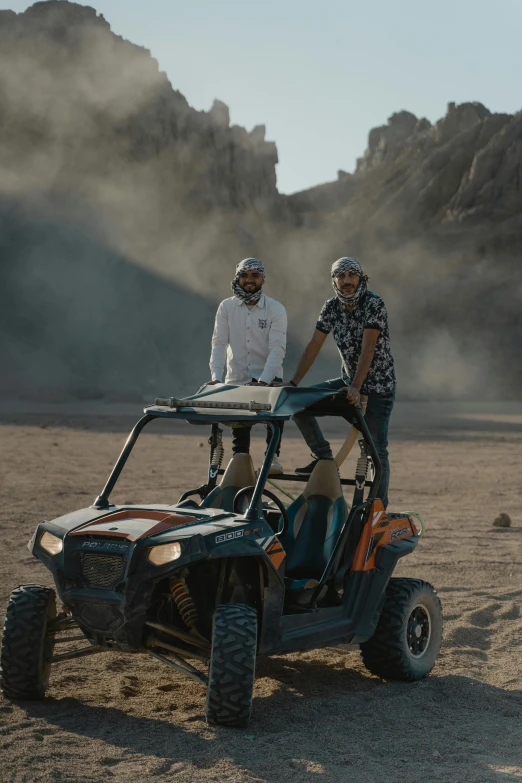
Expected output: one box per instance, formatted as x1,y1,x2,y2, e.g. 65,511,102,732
211,440,224,470
170,576,199,629
355,441,370,489
209,427,224,478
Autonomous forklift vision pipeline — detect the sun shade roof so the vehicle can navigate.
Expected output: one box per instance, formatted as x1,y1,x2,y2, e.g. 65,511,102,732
145,384,358,424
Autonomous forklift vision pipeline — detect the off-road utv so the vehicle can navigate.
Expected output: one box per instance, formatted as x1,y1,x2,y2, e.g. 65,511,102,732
0,385,442,727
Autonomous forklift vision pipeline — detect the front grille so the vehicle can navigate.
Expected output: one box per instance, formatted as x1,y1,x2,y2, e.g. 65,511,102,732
81,553,126,589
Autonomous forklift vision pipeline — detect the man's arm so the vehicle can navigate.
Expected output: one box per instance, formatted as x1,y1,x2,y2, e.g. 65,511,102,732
345,328,379,402
258,306,287,385
209,302,229,383
290,329,328,385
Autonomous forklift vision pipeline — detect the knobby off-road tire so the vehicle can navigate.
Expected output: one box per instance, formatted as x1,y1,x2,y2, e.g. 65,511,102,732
205,603,257,728
0,585,57,699
360,578,442,681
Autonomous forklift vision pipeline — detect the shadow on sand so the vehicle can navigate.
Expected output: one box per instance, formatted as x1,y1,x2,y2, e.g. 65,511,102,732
19,654,522,782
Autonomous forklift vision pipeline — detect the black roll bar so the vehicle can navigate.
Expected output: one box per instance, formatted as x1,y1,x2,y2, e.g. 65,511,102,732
90,395,381,511
92,413,154,509
215,469,373,488
244,421,282,522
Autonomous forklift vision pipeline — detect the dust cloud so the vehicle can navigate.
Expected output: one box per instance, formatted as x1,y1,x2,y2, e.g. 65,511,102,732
0,1,520,403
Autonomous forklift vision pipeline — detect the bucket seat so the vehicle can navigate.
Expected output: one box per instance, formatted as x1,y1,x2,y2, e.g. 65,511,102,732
279,460,348,592
200,453,256,513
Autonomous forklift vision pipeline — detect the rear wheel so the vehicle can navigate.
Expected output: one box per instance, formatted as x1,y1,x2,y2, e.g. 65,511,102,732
0,585,56,699
360,578,442,681
205,603,257,727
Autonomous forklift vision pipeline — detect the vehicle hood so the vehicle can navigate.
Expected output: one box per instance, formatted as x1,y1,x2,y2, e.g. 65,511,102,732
44,504,239,542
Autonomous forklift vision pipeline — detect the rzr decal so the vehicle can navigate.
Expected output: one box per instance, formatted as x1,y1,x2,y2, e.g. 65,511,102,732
390,526,411,541
352,500,416,571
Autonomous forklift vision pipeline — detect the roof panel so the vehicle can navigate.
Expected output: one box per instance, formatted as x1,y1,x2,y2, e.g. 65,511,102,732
145,383,358,423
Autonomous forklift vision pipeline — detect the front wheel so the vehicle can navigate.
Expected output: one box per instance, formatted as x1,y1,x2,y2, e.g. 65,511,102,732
205,603,257,727
360,578,442,681
0,585,57,699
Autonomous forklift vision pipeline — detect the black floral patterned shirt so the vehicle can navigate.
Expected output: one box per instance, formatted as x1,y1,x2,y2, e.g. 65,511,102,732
316,291,396,394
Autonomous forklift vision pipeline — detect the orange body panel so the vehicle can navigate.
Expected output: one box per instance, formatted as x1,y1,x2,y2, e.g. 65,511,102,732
351,500,416,572
266,539,286,570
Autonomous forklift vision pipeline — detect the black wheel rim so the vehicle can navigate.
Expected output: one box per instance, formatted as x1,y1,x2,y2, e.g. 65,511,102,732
407,603,431,659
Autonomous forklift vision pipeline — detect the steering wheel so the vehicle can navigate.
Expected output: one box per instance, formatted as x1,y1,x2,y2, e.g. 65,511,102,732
233,486,289,535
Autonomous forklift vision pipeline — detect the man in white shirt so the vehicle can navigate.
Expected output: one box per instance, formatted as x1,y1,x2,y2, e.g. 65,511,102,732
208,257,287,473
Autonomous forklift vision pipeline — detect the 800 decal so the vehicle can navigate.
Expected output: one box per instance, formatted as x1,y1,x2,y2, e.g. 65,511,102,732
215,530,244,544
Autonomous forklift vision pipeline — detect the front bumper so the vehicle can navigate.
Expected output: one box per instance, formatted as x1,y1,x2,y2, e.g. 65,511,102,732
30,523,208,649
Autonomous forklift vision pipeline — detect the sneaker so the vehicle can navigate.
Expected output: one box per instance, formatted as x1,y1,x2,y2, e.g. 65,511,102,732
269,455,284,475
295,457,332,475
294,459,319,475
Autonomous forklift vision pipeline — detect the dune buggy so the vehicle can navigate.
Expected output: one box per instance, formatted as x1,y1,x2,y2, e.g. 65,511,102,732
0,384,442,726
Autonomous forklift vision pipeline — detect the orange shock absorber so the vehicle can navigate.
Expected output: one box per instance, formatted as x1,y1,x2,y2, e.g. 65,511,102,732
170,576,199,629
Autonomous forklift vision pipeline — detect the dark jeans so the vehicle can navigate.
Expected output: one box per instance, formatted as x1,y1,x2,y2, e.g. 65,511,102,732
293,377,395,508
232,377,283,457
232,423,284,456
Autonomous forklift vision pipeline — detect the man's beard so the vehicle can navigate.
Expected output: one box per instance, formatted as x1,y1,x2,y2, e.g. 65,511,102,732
231,279,263,303
332,276,368,306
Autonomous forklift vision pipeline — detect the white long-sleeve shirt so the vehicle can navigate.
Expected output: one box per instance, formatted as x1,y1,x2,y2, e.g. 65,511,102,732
210,294,287,385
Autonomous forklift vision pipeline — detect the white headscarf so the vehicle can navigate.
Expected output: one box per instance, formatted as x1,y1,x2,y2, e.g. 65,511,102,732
331,257,368,307
231,258,266,304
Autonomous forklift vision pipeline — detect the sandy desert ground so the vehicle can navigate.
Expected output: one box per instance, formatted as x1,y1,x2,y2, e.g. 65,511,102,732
1,401,522,783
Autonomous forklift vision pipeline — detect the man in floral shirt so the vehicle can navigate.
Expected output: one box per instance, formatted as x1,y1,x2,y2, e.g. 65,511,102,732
289,257,396,507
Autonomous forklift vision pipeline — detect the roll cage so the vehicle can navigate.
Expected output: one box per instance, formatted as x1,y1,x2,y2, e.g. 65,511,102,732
92,384,382,521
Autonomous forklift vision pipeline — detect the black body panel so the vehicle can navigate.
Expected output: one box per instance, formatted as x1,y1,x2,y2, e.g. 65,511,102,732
24,385,420,662
31,505,285,651
270,538,418,655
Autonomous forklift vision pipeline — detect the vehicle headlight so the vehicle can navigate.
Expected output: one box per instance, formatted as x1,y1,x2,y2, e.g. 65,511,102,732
40,531,63,556
148,541,182,566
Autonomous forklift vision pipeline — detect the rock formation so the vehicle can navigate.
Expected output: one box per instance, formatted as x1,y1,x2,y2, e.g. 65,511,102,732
293,100,516,226
356,110,421,172
448,111,522,221
0,1,521,401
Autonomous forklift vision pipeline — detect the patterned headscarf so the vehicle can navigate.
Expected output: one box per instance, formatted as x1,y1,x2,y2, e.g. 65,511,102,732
331,257,368,307
231,258,266,304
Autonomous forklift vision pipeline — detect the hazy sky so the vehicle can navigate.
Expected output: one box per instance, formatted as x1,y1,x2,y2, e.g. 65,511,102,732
2,0,522,193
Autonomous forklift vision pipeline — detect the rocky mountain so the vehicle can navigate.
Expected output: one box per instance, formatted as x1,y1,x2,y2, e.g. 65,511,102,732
0,2,280,214
290,101,521,228
0,1,520,401
0,1,287,400
288,102,522,398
